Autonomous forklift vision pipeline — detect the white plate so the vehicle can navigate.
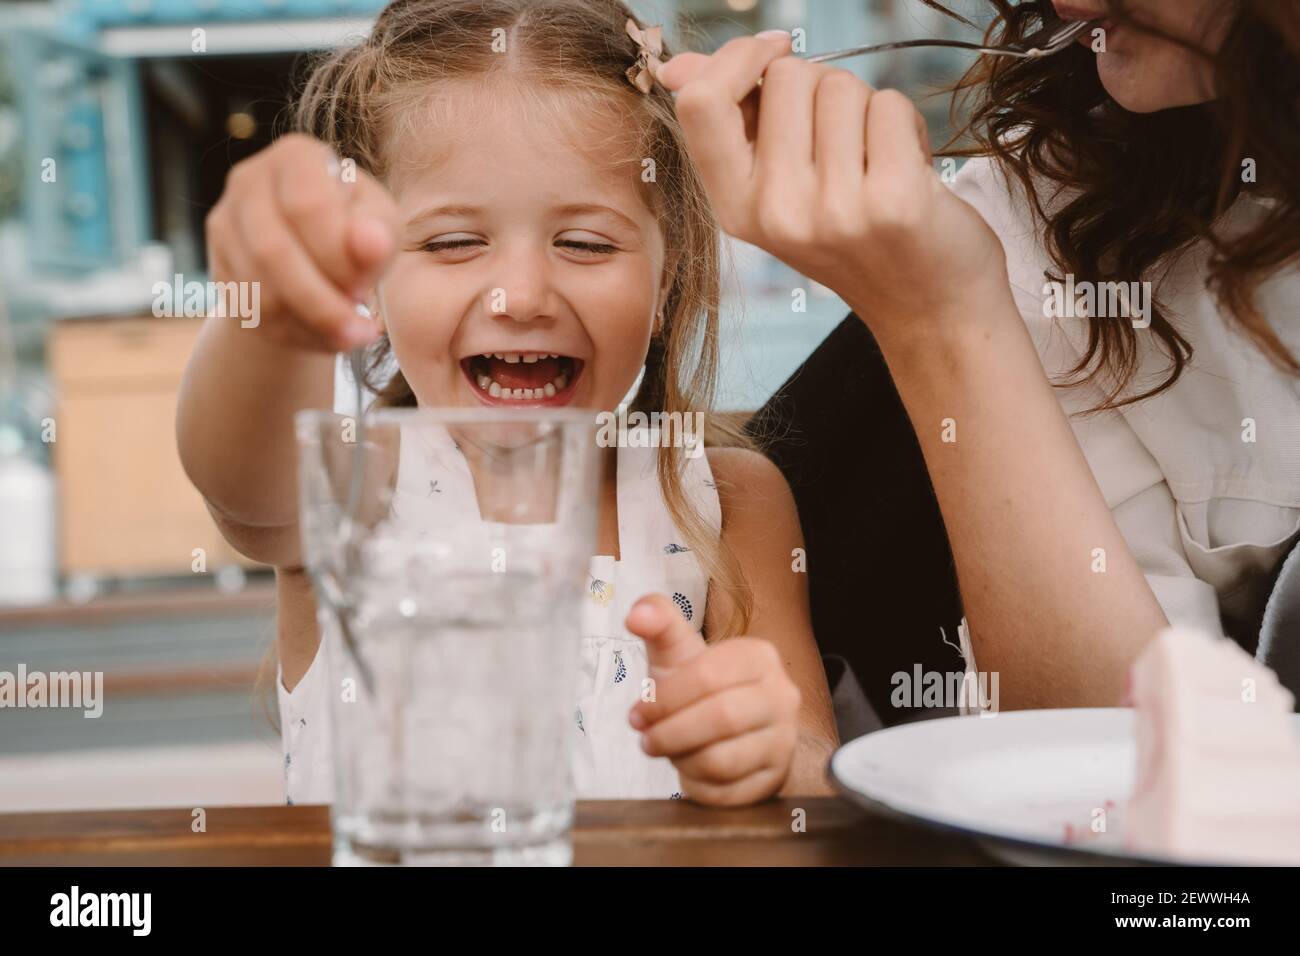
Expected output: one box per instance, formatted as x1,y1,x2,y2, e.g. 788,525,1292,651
830,707,1300,866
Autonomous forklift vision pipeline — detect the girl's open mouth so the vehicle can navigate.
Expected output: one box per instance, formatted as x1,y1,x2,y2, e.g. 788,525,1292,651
460,352,584,406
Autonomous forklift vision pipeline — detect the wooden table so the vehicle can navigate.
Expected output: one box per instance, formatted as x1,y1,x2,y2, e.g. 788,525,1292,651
0,798,997,866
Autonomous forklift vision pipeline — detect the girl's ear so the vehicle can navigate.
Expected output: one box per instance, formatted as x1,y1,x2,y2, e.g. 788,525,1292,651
654,258,679,336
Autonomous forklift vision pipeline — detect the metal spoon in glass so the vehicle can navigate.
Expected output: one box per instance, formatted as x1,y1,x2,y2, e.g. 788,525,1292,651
313,155,379,693
332,307,377,696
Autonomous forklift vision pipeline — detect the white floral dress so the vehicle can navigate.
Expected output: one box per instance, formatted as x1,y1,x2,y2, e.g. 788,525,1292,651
277,431,720,804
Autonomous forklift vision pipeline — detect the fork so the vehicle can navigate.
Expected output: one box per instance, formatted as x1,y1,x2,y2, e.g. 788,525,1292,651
803,17,1100,65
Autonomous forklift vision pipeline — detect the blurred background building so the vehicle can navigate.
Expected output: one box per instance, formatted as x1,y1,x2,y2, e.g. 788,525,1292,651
0,0,988,811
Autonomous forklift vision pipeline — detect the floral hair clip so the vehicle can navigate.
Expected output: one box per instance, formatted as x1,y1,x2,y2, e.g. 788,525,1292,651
625,18,665,94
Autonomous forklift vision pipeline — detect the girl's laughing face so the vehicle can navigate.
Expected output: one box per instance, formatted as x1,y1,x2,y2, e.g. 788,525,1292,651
374,83,670,413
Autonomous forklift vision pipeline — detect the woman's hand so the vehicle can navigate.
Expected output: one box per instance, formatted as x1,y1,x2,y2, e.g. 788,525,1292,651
657,35,1009,349
625,594,801,806
204,133,401,353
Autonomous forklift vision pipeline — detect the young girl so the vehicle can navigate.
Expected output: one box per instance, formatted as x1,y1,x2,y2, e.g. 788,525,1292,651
176,0,838,806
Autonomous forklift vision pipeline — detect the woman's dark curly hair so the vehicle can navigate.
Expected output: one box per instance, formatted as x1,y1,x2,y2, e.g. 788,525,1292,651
939,0,1299,407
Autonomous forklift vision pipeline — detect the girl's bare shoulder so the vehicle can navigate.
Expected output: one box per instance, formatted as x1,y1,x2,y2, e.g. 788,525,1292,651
275,565,321,690
704,447,795,513
704,447,801,555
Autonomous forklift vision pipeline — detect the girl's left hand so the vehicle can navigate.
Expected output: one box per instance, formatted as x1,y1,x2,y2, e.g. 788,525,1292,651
625,594,801,806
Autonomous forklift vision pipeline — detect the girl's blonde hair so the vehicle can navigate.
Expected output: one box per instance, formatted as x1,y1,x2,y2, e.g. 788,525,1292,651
293,0,755,638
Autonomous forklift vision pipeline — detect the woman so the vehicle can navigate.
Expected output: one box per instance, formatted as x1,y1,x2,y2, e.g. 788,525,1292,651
657,0,1299,711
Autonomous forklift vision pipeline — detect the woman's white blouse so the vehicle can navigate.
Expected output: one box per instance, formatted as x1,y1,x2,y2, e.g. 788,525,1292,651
950,157,1300,644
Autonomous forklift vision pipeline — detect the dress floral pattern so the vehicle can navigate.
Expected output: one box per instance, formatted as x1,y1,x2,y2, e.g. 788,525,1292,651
570,436,719,799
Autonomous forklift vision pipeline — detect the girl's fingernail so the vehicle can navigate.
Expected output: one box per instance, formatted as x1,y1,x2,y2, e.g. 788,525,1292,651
757,29,790,39
629,710,646,730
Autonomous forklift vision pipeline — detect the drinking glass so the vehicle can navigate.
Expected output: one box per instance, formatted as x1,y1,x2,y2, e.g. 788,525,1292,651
295,407,600,866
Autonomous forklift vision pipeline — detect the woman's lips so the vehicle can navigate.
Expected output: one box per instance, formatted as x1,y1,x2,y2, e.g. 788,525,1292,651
460,353,585,407
1053,2,1103,21
1076,18,1117,41
1052,4,1116,43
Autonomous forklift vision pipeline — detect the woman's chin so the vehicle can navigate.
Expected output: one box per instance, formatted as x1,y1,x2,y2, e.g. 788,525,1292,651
1098,53,1215,113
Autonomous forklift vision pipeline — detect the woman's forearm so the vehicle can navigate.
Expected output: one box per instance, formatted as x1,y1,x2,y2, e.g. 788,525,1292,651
176,315,334,530
862,287,1168,709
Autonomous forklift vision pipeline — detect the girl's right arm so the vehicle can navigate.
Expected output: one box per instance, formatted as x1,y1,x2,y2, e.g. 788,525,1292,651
176,134,399,568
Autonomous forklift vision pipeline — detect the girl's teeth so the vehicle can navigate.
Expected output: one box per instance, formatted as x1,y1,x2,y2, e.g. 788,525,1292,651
473,356,572,400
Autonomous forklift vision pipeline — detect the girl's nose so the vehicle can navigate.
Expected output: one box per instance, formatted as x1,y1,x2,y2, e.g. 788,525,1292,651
487,247,556,324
